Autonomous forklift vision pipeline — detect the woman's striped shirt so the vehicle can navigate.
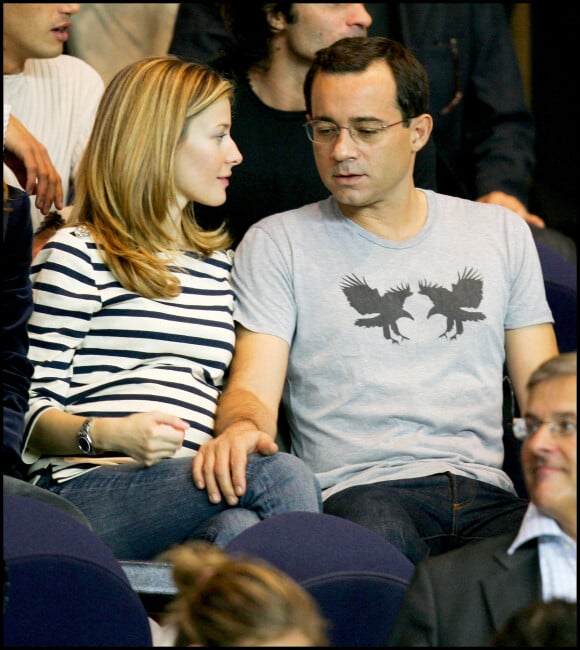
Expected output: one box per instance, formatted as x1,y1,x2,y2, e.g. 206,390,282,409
23,225,235,483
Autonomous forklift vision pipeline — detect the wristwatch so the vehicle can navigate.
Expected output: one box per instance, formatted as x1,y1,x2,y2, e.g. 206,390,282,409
77,418,97,456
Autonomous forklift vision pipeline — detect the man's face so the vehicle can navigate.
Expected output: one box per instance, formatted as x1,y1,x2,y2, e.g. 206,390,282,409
3,4,80,73
284,3,371,63
308,60,417,218
521,374,576,531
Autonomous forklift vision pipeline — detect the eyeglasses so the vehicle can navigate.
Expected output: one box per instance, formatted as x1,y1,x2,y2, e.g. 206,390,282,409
512,417,577,441
303,119,407,146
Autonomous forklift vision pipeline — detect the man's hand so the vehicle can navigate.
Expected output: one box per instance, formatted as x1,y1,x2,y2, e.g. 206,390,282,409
476,191,545,228
4,114,64,215
192,422,278,506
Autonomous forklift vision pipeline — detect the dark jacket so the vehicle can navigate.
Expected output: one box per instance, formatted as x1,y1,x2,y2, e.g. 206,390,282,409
368,3,535,204
2,185,34,479
388,533,542,646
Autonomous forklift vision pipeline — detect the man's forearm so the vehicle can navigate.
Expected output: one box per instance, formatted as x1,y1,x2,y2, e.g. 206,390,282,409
214,387,278,438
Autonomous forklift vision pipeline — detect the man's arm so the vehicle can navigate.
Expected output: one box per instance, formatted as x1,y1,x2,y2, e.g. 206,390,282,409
467,6,535,209
192,326,289,505
4,113,63,215
505,323,559,413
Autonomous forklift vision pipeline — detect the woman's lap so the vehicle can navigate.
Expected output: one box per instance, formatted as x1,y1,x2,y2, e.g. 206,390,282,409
47,452,321,559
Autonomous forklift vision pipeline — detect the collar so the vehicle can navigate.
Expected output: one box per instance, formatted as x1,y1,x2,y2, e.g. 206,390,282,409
509,503,575,554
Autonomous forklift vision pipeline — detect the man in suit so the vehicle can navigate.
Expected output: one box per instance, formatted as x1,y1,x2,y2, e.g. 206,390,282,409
388,351,576,646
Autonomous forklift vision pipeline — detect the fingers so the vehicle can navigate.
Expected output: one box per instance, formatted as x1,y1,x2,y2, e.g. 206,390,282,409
255,435,279,457
192,431,279,506
193,442,242,506
146,420,188,460
31,157,64,215
140,428,184,466
154,414,189,432
5,114,64,214
120,412,188,465
524,213,546,228
476,192,546,228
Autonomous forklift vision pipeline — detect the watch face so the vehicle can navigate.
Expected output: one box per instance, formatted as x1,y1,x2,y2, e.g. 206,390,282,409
78,433,92,454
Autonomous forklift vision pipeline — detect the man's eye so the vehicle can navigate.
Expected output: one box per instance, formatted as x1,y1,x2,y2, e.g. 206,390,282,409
356,128,380,136
561,420,577,432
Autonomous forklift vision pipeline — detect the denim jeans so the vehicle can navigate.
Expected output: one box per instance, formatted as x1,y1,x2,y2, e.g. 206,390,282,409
323,472,528,564
42,452,322,560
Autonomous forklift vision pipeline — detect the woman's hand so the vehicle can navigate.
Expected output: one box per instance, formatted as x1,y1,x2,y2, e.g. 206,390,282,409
96,412,189,466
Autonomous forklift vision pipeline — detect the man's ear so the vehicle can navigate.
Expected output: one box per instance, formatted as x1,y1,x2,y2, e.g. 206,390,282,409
410,113,434,152
266,9,287,32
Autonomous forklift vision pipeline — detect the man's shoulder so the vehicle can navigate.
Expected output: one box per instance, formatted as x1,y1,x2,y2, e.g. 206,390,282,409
25,55,103,86
428,190,528,228
419,533,515,572
257,197,333,228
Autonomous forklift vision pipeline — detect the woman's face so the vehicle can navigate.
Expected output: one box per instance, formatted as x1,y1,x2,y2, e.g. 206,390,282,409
174,97,242,210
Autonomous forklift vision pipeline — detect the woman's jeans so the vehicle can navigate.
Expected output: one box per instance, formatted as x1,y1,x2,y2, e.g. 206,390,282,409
40,452,322,560
323,472,528,564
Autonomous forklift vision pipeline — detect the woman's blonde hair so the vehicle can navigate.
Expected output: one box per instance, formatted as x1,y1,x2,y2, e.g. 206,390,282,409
161,541,329,646
71,56,234,299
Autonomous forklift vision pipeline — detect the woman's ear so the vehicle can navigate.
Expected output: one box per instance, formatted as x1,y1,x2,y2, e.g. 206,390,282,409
410,113,434,152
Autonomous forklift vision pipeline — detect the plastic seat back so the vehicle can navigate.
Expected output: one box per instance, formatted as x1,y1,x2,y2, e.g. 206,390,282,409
226,511,415,647
3,494,152,647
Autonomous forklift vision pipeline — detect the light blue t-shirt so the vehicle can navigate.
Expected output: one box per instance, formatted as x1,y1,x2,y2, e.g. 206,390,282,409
233,191,553,500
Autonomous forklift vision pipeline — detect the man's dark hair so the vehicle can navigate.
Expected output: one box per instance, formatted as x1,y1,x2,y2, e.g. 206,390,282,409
304,36,429,122
218,2,295,71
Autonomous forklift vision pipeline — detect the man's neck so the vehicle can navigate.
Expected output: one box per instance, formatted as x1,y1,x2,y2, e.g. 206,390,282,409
247,47,310,112
341,187,428,242
3,56,26,75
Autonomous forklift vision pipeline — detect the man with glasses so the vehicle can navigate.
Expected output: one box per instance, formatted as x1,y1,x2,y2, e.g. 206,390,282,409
389,352,576,646
193,36,558,565
175,2,436,248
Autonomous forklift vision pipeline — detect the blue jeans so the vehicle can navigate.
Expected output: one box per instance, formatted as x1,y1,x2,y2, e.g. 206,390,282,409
41,452,322,560
323,472,528,564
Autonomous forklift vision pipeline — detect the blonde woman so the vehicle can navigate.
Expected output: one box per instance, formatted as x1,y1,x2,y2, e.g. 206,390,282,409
21,57,322,560
158,541,329,646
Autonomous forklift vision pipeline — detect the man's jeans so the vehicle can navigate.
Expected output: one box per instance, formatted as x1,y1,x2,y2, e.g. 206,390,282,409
40,452,322,560
324,472,528,564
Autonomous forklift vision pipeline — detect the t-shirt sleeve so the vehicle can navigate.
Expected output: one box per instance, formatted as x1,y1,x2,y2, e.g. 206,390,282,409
504,213,554,330
232,223,296,345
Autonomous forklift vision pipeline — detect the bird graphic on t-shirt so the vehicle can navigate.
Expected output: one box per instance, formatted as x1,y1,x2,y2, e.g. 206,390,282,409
418,267,486,339
341,274,413,343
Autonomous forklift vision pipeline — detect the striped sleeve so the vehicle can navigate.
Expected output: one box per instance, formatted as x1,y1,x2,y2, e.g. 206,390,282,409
24,230,101,446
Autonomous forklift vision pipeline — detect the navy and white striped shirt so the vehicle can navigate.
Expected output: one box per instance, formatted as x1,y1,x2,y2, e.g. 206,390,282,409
23,225,235,482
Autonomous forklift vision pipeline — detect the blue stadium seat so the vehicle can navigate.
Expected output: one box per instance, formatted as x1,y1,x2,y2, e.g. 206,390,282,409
3,494,153,647
226,511,415,647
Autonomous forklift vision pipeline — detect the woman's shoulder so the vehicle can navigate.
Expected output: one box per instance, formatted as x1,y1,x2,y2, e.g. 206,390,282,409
32,223,99,268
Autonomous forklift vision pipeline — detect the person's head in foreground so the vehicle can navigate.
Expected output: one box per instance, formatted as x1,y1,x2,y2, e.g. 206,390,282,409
493,597,577,647
162,541,329,646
